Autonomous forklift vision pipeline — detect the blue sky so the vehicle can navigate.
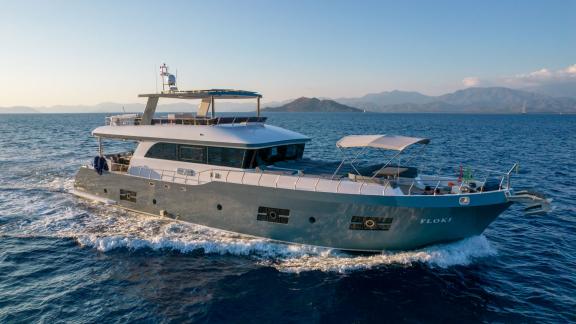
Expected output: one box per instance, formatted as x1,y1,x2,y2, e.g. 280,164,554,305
1,0,574,106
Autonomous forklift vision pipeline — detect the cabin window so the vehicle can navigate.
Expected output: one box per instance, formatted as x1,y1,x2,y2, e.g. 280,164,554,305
285,145,297,159
144,142,304,168
207,147,246,168
179,145,206,163
250,144,305,167
145,143,178,160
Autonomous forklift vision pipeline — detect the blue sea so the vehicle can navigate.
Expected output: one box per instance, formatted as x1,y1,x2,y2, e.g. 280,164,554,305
0,113,574,323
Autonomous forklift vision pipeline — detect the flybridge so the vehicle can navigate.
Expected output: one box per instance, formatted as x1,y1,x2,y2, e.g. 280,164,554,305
137,63,264,125
138,89,262,100
138,89,264,125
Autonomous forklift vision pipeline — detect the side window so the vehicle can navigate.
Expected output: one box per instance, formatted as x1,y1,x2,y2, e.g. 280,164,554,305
145,143,178,160
145,143,305,168
295,144,305,159
207,147,246,168
250,144,306,168
243,150,256,168
285,145,297,159
179,145,206,163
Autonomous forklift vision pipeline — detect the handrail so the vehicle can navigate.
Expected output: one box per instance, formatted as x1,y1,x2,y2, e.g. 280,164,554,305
105,115,267,127
107,163,513,197
433,180,441,196
358,182,365,194
382,180,390,195
408,179,415,195
294,175,301,190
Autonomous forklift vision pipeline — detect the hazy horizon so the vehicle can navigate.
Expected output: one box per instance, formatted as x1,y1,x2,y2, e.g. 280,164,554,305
1,0,575,108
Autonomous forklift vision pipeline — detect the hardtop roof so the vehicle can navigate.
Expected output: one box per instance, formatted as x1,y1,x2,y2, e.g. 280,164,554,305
92,123,310,149
138,89,262,100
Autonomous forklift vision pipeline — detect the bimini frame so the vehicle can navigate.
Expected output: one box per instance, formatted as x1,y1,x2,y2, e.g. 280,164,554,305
331,135,430,179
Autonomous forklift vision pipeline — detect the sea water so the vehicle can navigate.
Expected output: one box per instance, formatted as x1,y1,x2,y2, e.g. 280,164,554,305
0,113,574,322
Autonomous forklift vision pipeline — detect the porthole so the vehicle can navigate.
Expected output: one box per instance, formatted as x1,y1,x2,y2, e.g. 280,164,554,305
152,198,157,205
103,188,108,194
309,217,316,224
217,204,222,211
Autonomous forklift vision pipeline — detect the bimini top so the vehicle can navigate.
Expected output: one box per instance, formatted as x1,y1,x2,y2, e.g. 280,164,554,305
92,124,310,149
336,135,430,151
138,89,262,99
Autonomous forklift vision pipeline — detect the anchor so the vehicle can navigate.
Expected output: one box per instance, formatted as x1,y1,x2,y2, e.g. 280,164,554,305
507,190,552,215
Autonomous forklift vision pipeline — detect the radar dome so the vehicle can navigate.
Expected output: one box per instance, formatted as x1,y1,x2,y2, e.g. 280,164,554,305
167,74,176,86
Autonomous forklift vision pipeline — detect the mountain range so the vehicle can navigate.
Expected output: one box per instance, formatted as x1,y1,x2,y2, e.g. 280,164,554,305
1,87,575,114
263,97,361,112
330,87,576,113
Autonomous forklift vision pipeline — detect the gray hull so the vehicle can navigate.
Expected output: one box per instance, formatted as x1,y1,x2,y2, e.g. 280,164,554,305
74,167,511,251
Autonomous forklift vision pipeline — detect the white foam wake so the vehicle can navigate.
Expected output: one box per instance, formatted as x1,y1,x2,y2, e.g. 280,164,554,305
266,235,496,273
68,206,496,273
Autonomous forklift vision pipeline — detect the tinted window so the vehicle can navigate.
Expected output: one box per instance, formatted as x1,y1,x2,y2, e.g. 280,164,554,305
145,142,305,168
207,147,246,168
285,145,297,159
145,143,178,160
251,144,305,167
179,145,206,163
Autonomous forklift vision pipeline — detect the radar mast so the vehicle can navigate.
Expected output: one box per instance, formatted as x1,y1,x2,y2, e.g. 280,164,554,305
159,63,178,93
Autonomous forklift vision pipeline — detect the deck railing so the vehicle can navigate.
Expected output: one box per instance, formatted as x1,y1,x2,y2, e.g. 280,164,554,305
106,163,398,196
101,162,514,196
400,164,516,195
105,115,267,126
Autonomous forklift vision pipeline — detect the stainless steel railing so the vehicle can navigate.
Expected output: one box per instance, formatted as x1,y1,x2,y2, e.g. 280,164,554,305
105,115,267,127
104,164,398,196
99,162,513,196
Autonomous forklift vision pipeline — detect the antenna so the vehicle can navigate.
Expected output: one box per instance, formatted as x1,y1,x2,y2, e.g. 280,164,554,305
159,63,178,93
155,64,158,93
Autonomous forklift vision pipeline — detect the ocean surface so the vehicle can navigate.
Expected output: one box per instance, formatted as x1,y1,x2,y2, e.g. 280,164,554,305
0,112,574,323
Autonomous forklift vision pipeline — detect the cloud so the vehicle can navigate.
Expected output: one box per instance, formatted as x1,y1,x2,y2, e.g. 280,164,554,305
460,63,576,97
565,64,576,74
462,63,576,89
462,77,480,87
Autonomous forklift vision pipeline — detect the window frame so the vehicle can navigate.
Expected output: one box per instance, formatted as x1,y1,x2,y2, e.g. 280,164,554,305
144,142,305,169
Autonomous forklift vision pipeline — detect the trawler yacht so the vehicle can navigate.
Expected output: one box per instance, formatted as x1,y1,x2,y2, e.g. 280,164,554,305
73,71,548,251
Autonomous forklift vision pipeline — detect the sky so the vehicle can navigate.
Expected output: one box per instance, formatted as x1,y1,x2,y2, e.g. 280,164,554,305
0,0,574,107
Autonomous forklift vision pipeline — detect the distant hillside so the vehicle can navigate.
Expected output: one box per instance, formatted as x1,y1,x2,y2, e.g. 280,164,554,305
264,97,361,112
336,87,576,113
4,86,575,114
522,80,576,99
337,90,434,110
0,101,274,114
435,87,576,113
0,106,39,113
